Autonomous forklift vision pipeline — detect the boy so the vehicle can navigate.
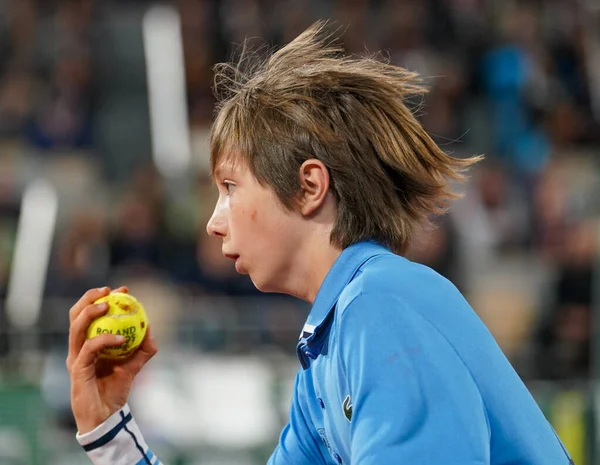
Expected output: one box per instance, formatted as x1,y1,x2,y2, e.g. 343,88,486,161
67,22,573,464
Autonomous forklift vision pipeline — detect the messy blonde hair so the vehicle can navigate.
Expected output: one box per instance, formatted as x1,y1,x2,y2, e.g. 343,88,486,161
210,21,481,255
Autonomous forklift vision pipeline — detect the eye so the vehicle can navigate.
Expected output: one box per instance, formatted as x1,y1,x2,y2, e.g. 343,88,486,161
222,181,236,194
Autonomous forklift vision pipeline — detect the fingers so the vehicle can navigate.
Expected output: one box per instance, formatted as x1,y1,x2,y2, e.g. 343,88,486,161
111,286,129,294
71,334,126,374
69,287,110,325
68,286,129,326
67,301,111,371
121,327,158,376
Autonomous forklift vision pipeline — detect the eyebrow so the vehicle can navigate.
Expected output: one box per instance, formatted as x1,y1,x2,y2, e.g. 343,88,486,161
212,165,233,181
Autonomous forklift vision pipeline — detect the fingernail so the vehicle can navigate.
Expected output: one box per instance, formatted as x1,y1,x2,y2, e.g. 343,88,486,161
98,302,108,310
98,286,108,292
115,335,125,343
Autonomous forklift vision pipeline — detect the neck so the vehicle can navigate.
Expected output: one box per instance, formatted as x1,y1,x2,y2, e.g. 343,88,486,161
284,236,342,304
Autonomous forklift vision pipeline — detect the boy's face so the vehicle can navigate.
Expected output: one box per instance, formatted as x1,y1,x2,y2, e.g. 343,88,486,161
207,158,302,292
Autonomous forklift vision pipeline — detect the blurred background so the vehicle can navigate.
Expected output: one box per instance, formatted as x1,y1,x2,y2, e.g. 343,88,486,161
0,0,599,463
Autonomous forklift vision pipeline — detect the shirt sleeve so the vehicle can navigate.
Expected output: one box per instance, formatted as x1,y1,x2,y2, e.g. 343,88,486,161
338,292,490,465
76,403,163,465
268,370,328,465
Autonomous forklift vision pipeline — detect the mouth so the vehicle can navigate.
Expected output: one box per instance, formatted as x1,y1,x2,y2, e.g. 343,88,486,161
223,252,246,274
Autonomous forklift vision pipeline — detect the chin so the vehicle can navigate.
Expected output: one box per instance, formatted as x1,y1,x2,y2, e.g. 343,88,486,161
249,276,267,292
249,274,278,294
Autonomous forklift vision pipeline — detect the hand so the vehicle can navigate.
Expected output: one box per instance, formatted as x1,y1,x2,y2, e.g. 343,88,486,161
67,286,158,434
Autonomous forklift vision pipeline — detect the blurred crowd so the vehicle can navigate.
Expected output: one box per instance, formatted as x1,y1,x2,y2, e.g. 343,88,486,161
0,0,598,382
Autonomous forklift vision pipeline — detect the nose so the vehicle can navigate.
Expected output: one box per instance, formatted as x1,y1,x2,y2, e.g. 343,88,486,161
206,204,227,237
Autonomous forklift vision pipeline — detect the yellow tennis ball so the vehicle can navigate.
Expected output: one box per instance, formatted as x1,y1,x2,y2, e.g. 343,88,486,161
86,292,148,359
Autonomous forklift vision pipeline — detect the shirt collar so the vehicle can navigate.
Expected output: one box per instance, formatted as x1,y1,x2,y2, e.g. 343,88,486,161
296,240,392,368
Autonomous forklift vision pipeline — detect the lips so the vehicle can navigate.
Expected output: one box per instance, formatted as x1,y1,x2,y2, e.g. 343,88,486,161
223,252,246,273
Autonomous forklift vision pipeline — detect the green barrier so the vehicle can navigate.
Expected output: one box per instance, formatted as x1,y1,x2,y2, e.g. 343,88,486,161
552,390,587,465
0,384,46,465
531,383,594,465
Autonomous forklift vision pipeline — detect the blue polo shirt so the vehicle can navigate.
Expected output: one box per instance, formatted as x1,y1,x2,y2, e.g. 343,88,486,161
268,241,573,465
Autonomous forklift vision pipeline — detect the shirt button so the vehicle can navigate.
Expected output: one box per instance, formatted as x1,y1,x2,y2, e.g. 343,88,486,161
333,452,342,464
317,397,325,409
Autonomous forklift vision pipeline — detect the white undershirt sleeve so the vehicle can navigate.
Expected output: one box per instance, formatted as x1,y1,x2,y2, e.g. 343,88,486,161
76,404,162,465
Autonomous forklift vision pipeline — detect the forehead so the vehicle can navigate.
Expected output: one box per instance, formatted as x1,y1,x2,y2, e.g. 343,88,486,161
212,155,247,179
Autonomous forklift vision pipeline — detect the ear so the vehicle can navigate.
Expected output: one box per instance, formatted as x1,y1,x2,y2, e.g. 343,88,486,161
297,159,330,216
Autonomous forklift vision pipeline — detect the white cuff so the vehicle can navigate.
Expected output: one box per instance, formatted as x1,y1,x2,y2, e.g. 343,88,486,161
76,404,159,464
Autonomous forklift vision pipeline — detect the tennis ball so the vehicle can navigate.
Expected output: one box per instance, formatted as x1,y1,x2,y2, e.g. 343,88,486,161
86,292,148,359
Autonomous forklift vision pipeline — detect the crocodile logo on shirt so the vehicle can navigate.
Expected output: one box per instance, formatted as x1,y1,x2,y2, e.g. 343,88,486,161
342,395,352,422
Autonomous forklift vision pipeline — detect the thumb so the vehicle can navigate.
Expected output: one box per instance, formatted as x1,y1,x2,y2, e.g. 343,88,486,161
122,327,158,376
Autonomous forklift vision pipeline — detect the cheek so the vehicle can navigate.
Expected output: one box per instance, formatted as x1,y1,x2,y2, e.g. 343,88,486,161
228,202,259,242
232,196,293,248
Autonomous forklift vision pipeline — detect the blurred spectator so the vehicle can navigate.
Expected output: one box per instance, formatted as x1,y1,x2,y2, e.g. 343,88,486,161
53,0,96,45
407,215,463,291
450,161,530,286
380,0,436,77
333,0,371,55
218,0,266,48
544,1,598,145
45,209,109,299
530,162,572,261
4,0,37,63
25,47,94,150
269,0,318,45
535,221,596,380
0,66,34,137
481,4,551,176
0,174,20,299
180,0,216,127
421,56,469,142
128,163,166,206
109,188,167,273
473,161,530,251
